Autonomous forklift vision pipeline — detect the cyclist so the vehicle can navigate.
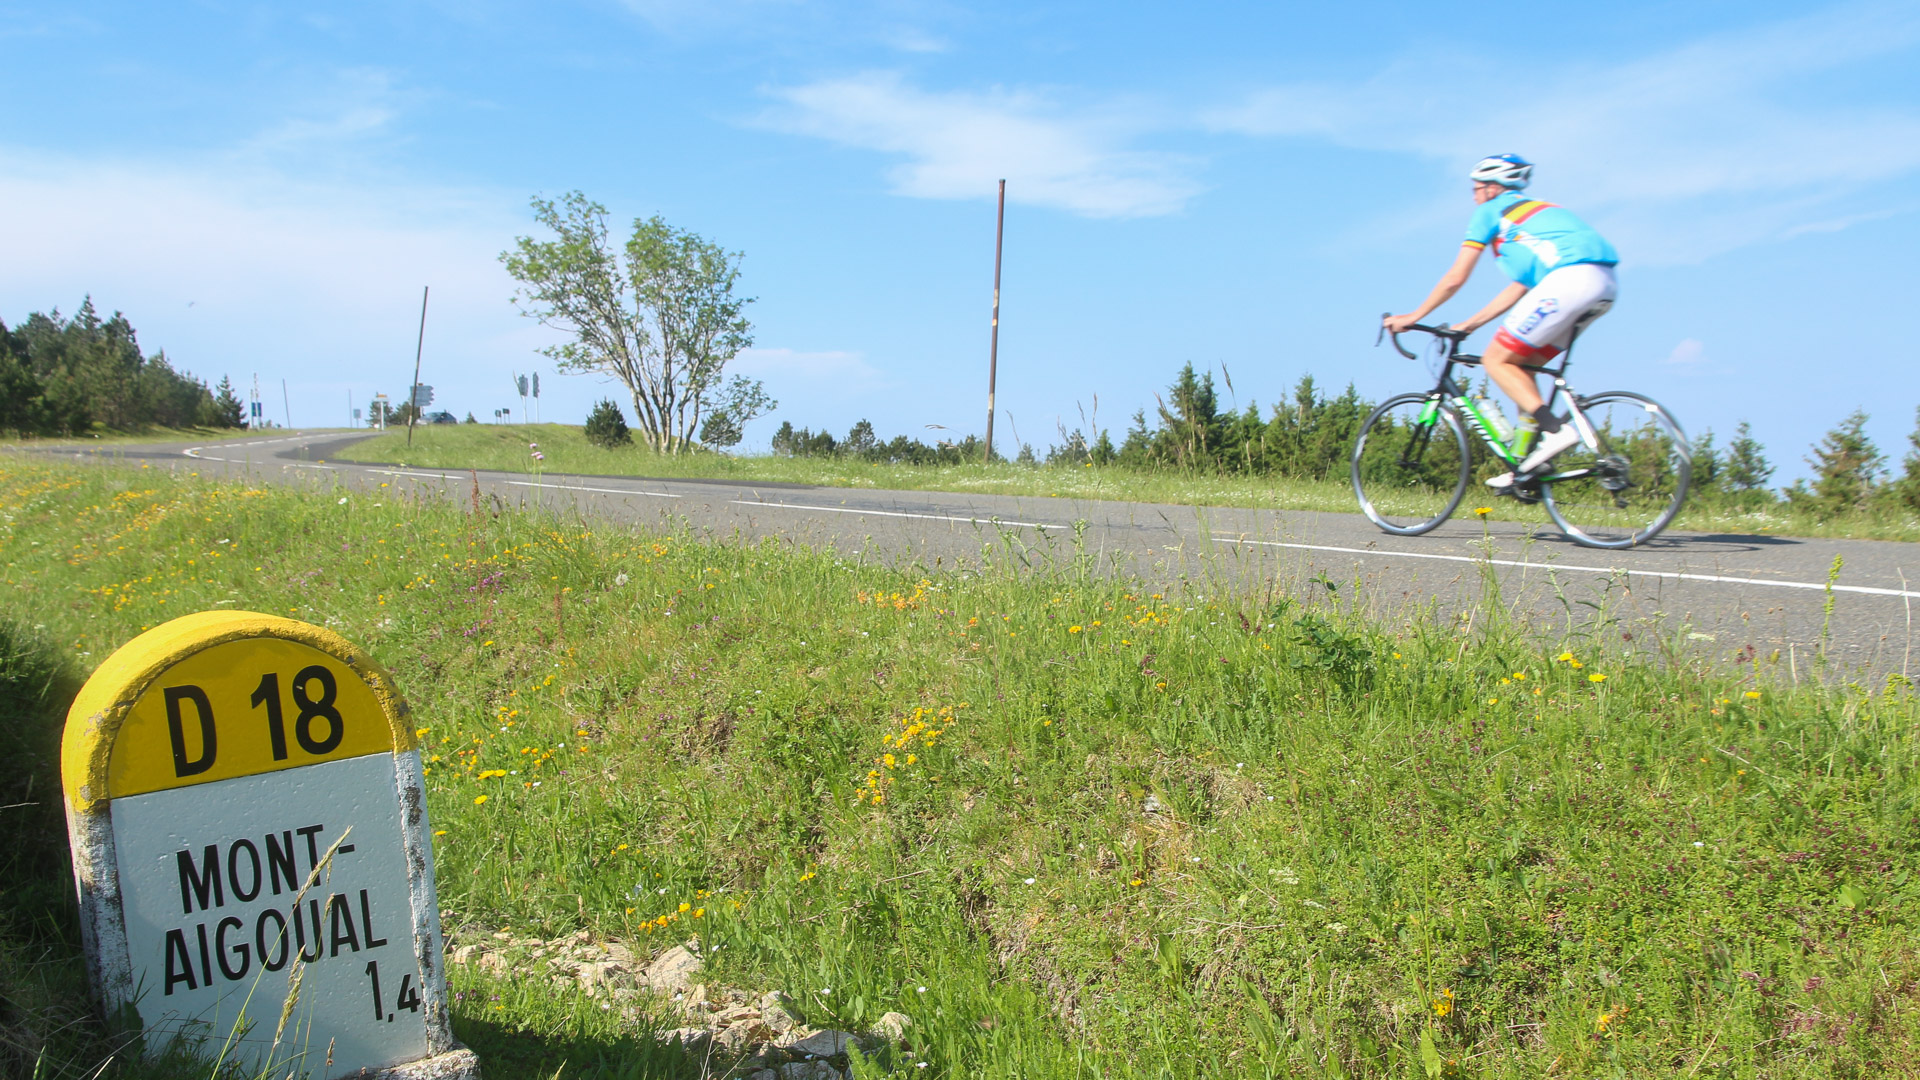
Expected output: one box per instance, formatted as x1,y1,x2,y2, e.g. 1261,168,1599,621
1384,154,1619,494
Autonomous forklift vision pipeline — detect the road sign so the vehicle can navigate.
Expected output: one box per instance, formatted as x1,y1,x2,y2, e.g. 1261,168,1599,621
410,384,434,408
62,612,477,1080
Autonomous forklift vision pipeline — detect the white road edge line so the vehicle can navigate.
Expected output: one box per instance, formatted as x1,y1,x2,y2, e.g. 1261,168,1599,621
506,481,680,499
732,500,1047,529
1218,535,1920,600
183,450,336,470
182,435,319,459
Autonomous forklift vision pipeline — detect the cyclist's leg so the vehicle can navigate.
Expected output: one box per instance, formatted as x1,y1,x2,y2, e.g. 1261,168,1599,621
1480,267,1612,488
1493,264,1617,382
1481,340,1545,414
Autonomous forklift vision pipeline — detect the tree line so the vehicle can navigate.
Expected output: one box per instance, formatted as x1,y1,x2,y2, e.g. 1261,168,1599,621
768,361,1920,520
0,299,245,436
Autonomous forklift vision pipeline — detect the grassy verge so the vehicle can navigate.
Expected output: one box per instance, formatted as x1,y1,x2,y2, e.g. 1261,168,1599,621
1,425,303,449
4,456,1918,1078
336,423,1917,542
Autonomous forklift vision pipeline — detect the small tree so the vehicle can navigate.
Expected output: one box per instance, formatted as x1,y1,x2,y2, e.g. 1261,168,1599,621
698,377,775,450
844,419,877,457
208,376,246,429
1788,410,1883,516
1722,420,1774,493
464,411,478,424
502,192,775,454
1884,406,1920,513
1690,429,1720,492
584,398,633,448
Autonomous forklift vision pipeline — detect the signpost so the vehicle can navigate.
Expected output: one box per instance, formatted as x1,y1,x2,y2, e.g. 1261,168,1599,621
62,612,477,1079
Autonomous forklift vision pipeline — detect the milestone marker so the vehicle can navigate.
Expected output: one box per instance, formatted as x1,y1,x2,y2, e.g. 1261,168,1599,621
62,611,478,1079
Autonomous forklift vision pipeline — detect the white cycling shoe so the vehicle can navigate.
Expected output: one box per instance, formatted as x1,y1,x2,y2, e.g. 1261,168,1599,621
1485,424,1584,491
1516,424,1584,474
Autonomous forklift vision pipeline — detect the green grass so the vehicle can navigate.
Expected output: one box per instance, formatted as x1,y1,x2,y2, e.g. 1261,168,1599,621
4,455,1920,1078
1,425,316,449
337,422,1920,542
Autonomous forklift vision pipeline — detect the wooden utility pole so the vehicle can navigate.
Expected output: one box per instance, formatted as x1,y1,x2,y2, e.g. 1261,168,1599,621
983,180,1005,464
406,286,430,447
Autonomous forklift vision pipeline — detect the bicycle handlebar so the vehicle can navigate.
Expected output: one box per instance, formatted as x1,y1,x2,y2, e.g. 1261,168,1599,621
1377,313,1466,359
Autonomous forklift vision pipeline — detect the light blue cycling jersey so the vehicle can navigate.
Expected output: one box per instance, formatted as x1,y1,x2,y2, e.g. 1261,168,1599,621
1464,191,1617,289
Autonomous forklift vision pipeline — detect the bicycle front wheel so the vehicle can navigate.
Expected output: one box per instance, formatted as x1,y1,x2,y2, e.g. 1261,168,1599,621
1542,391,1691,549
1351,393,1472,536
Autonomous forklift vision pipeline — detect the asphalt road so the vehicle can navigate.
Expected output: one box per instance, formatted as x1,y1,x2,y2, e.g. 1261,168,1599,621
24,430,1920,679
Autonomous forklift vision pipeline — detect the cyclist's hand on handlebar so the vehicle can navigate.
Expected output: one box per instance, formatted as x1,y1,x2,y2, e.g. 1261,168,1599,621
1383,313,1422,334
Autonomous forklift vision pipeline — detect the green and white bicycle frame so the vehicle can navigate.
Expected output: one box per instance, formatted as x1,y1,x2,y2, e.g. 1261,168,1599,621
1423,371,1602,481
1358,318,1693,549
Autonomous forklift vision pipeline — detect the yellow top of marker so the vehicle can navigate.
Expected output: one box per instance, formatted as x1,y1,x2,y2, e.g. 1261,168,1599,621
62,611,418,812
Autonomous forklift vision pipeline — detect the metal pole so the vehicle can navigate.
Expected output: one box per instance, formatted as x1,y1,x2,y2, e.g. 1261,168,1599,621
984,179,1005,464
281,379,291,428
406,285,430,447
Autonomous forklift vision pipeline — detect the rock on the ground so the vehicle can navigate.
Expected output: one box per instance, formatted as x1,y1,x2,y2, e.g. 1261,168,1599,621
716,1020,776,1054
747,1071,779,1080
779,1062,842,1080
759,990,806,1033
712,1005,762,1026
644,943,703,993
870,1011,913,1047
778,1029,856,1059
663,1028,711,1054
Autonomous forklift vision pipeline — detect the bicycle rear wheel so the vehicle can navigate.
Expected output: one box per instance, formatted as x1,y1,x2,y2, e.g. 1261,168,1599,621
1351,393,1472,536
1541,391,1691,549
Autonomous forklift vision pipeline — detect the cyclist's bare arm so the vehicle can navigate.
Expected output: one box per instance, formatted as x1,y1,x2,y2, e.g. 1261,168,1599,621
1453,281,1529,334
1385,244,1481,333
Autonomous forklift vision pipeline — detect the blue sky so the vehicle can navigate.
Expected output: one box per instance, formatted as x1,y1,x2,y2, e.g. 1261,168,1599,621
3,1,1917,483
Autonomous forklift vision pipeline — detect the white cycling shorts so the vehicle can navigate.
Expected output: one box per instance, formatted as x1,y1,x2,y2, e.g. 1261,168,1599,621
1493,262,1617,361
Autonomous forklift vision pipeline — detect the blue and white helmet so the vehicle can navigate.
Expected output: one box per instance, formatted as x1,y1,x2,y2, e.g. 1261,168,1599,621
1469,154,1533,189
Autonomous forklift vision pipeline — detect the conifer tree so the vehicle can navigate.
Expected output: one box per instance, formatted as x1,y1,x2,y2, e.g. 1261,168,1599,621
1885,406,1920,512
584,398,633,448
1788,410,1882,515
1723,420,1774,493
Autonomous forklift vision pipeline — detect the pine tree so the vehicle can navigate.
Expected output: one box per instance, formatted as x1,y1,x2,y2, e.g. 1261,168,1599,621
209,376,246,428
1690,429,1720,492
844,419,877,456
1884,406,1920,513
1723,421,1774,493
584,398,633,448
1787,410,1882,516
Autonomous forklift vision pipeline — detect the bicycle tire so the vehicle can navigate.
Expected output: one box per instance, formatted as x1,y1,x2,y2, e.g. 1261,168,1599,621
1541,390,1691,549
1351,392,1473,536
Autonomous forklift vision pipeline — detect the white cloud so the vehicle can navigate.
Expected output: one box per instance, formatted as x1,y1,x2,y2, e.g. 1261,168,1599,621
761,72,1203,218
1664,339,1706,365
1204,1,1920,262
733,346,883,382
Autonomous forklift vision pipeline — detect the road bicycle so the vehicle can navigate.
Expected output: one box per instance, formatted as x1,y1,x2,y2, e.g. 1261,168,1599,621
1350,319,1691,550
